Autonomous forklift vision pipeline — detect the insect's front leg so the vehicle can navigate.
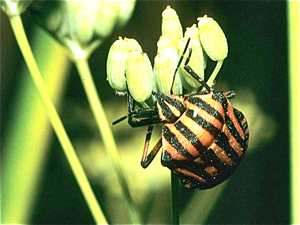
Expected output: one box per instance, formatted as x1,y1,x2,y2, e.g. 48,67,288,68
127,90,135,113
183,48,211,93
126,92,161,127
127,93,163,168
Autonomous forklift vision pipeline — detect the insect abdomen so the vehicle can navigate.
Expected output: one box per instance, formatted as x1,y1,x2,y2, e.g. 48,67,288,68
161,92,249,189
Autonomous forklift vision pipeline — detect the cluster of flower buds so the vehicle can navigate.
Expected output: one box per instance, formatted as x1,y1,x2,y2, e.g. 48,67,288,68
107,37,153,102
107,5,228,103
28,1,136,60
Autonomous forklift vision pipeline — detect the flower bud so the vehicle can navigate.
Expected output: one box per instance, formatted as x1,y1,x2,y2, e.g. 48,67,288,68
198,15,228,61
157,36,178,67
125,51,153,102
106,37,129,92
1,0,32,16
154,53,182,95
125,37,143,52
184,24,199,41
178,36,205,90
184,24,207,69
161,5,183,48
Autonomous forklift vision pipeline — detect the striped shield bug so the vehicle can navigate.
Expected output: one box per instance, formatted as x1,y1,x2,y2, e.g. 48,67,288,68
113,38,249,189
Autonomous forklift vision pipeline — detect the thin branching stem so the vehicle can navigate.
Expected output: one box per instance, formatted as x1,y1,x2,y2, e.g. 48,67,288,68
74,58,142,224
171,172,180,225
207,60,223,87
9,15,107,225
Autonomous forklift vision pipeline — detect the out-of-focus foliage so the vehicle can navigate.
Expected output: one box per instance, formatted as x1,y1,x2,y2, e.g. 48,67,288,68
1,0,33,16
29,1,136,58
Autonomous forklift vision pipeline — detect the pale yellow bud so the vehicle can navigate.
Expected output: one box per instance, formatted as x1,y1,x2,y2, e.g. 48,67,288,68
184,24,199,41
125,51,153,102
184,24,207,69
154,53,182,95
106,37,129,92
125,37,143,52
198,15,228,61
178,37,205,89
157,36,178,66
161,5,183,48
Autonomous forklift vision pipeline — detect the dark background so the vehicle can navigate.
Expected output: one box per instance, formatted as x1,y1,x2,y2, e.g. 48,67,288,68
1,1,289,224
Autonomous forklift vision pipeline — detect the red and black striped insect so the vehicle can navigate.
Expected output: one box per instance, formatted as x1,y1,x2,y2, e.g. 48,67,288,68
113,39,249,189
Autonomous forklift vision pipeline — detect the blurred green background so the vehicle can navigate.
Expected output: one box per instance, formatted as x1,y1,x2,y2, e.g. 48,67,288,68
1,1,290,224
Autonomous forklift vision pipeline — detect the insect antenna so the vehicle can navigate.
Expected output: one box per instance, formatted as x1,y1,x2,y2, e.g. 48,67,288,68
183,47,211,93
170,38,191,95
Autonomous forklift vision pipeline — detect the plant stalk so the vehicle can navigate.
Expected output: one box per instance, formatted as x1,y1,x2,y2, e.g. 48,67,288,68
171,172,180,225
74,58,141,224
9,15,107,224
288,1,300,224
207,60,223,87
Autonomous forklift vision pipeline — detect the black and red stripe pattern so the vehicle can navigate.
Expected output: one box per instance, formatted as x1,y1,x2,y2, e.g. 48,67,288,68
111,37,249,189
159,91,249,189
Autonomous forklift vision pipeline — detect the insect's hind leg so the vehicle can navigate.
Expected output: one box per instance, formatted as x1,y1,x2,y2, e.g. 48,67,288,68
141,124,163,168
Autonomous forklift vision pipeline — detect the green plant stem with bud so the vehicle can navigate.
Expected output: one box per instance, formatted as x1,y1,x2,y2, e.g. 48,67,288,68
74,58,141,225
207,60,223,87
8,14,107,224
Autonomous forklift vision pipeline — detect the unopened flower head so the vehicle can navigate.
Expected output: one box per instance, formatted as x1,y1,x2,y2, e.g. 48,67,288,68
161,5,183,49
125,51,153,102
125,37,143,53
157,36,178,66
184,25,207,69
184,24,199,41
154,53,182,95
29,1,136,59
107,5,230,105
198,15,228,61
1,0,32,16
107,37,130,92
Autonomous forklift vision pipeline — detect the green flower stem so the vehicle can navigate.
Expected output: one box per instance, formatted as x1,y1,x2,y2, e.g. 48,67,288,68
2,25,70,224
8,15,107,224
181,181,227,224
207,60,223,87
171,172,180,225
74,58,141,224
288,1,299,224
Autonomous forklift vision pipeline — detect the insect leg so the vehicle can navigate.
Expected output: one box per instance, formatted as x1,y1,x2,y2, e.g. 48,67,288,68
141,124,163,168
127,90,135,113
170,38,191,94
127,108,161,127
112,88,138,125
112,107,160,126
183,48,211,93
112,89,161,126
126,90,161,127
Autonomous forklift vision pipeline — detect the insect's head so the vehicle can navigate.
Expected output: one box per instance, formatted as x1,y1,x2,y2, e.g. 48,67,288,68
154,92,185,123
